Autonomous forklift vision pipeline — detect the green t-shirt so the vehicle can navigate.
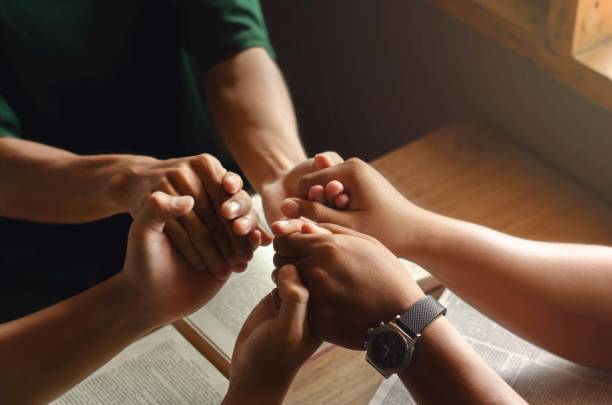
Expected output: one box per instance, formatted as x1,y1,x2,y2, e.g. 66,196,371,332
0,0,274,155
0,0,275,319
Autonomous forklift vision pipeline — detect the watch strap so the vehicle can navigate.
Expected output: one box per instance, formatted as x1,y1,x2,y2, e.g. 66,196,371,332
395,295,446,337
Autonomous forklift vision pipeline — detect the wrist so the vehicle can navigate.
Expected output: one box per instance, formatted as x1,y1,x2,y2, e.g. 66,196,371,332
397,315,451,382
252,149,306,193
396,206,448,262
108,154,160,212
108,272,161,335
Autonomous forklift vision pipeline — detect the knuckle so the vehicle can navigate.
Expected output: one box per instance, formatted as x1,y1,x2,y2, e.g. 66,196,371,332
346,157,364,166
192,153,215,170
149,191,165,208
319,238,339,256
157,176,172,191
284,284,308,302
297,175,312,193
325,151,343,163
302,267,329,290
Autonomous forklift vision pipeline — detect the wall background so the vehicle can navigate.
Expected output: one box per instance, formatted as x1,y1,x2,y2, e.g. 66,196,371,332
261,0,612,201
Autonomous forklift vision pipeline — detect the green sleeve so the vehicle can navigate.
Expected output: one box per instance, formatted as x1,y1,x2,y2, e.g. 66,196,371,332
179,0,276,72
0,94,20,138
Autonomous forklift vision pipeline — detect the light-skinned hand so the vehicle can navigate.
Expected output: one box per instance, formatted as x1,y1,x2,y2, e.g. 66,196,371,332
280,158,433,258
272,220,425,350
260,152,346,225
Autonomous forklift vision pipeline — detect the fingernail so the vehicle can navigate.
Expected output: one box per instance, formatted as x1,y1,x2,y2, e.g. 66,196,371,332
226,201,240,217
275,220,290,228
173,196,193,209
281,199,300,218
239,217,250,230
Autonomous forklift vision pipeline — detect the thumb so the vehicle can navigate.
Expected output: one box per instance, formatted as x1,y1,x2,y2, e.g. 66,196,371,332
132,191,194,236
276,265,310,331
314,151,343,169
317,222,385,247
281,197,345,224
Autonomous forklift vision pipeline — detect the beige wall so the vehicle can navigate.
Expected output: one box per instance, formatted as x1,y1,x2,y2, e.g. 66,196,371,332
262,0,612,201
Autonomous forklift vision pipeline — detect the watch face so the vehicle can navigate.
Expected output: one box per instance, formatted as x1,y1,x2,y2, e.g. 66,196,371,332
367,329,408,369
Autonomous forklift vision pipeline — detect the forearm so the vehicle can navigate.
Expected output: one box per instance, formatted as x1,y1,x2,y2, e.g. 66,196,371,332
204,47,306,192
0,137,145,222
400,317,524,404
0,272,155,404
407,213,612,368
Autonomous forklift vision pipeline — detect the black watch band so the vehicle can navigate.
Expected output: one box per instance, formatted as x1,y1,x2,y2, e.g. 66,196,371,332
394,295,447,337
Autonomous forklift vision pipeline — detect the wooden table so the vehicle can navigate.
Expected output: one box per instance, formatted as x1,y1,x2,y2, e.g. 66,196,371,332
284,120,612,404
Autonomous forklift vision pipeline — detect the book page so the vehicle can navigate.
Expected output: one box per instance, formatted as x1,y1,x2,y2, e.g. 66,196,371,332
53,326,229,405
369,290,612,404
187,194,434,360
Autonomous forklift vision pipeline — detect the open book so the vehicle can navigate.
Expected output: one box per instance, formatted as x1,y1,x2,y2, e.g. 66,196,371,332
55,195,439,403
369,290,612,405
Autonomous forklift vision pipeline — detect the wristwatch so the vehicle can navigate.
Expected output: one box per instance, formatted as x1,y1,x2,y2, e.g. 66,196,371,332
364,295,447,378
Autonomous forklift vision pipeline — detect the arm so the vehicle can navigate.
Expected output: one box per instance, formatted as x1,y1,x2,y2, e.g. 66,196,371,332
285,158,612,369
272,220,524,404
204,47,322,224
0,136,264,276
0,136,131,223
0,272,151,404
204,47,306,193
407,215,612,370
400,316,522,404
0,192,228,404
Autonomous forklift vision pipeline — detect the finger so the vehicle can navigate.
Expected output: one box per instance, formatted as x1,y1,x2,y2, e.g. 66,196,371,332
281,198,345,224
178,211,229,274
222,171,243,195
249,230,262,248
161,175,231,276
301,222,332,235
317,222,383,246
273,232,318,258
308,185,325,203
221,190,252,220
324,180,344,204
259,226,273,246
334,193,351,209
190,156,254,264
297,159,361,198
232,211,259,236
273,253,317,269
169,165,237,268
271,219,307,237
314,151,343,167
276,265,310,329
234,261,248,273
164,218,206,271
132,191,194,236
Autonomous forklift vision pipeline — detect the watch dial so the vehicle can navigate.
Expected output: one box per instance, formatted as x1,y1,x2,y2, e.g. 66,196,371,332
368,330,408,369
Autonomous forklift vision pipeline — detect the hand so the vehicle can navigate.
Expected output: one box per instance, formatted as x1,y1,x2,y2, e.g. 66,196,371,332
272,220,424,350
123,153,271,279
260,152,344,224
280,158,433,258
120,191,227,326
223,265,320,405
